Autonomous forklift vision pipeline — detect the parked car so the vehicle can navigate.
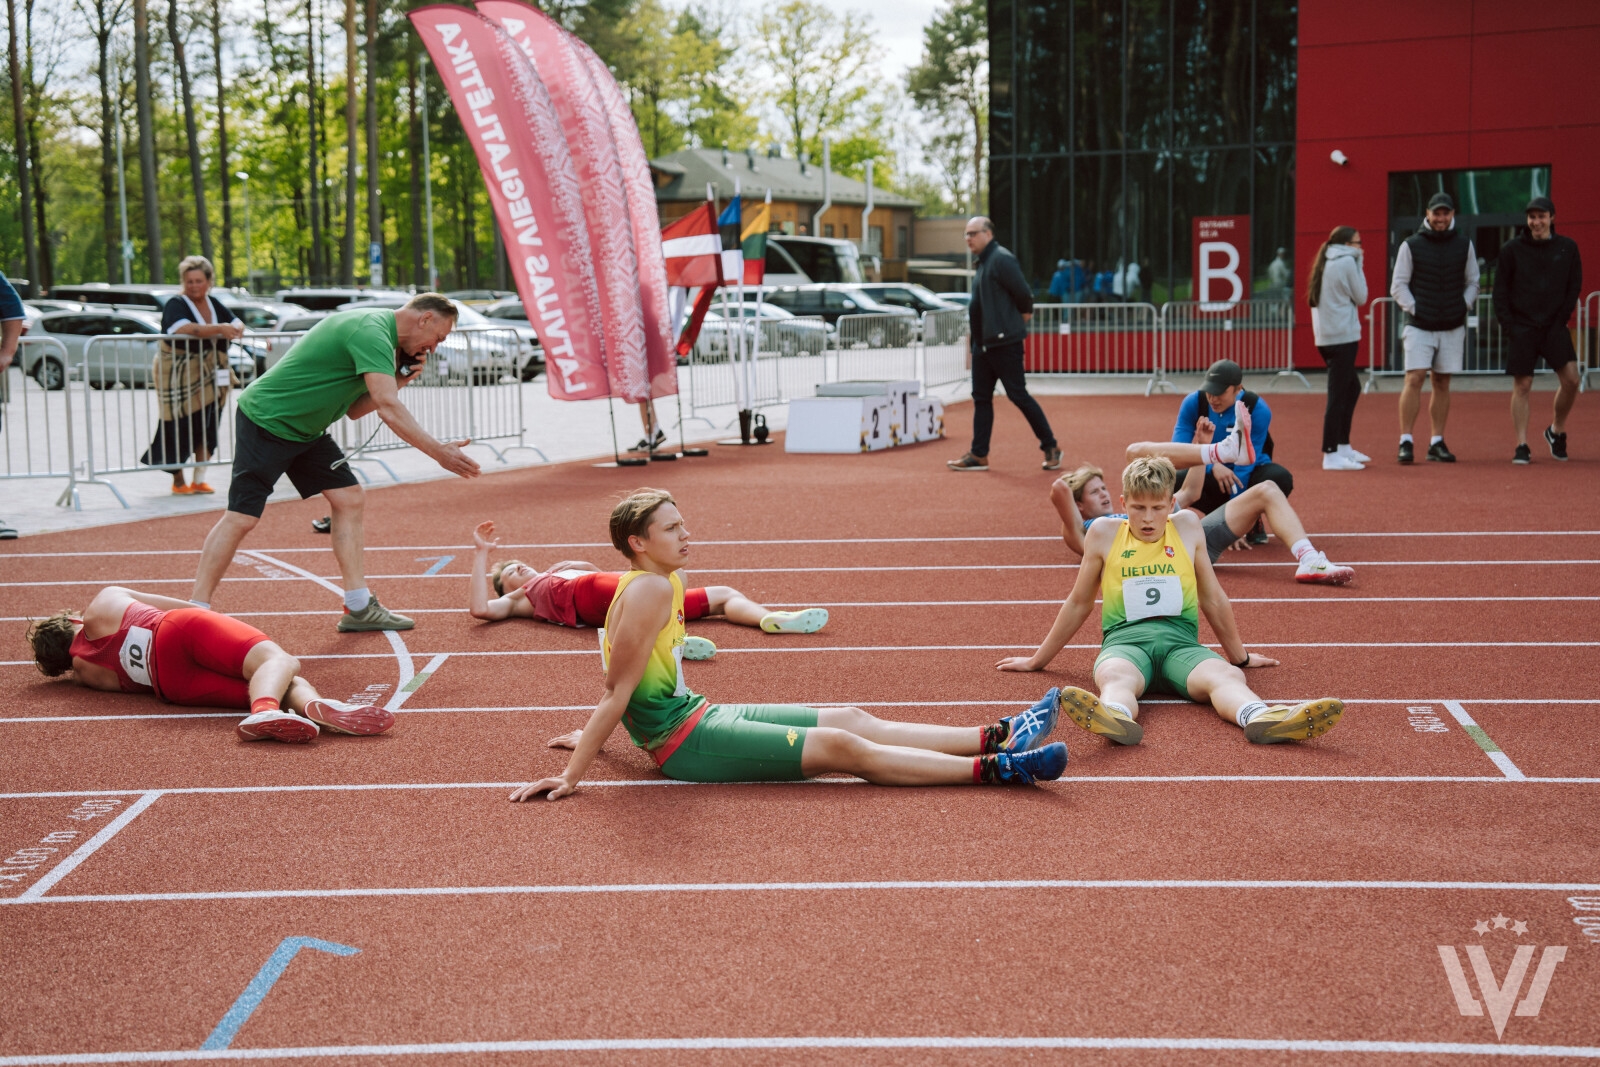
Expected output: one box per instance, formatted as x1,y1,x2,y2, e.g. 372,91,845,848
24,298,87,315
26,310,255,390
335,297,542,382
47,283,180,311
691,304,831,363
481,297,532,326
847,283,962,314
442,288,515,307
936,291,972,308
221,299,318,333
274,287,411,311
760,285,917,347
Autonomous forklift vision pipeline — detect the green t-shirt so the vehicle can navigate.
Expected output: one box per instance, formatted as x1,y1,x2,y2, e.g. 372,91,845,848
238,308,398,442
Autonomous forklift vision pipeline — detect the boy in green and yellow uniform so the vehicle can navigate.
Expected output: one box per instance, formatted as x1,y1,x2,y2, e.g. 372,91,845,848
998,457,1343,745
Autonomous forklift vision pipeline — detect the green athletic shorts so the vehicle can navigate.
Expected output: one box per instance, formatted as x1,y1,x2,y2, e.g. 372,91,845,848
657,703,819,783
1095,624,1223,698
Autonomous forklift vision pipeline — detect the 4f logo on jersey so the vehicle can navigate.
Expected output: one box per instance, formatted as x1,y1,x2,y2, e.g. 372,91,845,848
1121,549,1137,558
1437,914,1567,1039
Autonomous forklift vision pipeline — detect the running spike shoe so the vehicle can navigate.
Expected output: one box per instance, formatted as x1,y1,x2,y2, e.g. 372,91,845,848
1222,400,1256,466
1058,686,1144,746
1244,698,1345,744
236,709,319,743
993,742,1069,783
303,699,395,736
683,636,718,660
1294,553,1355,585
1002,687,1061,752
760,609,829,634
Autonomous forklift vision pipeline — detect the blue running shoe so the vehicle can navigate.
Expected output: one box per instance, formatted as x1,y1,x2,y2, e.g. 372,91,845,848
1002,687,1061,752
992,742,1068,783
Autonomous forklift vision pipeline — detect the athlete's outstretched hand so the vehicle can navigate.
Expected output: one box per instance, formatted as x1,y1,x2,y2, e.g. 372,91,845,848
1240,652,1278,668
473,520,500,551
547,729,583,749
509,776,575,802
995,655,1041,672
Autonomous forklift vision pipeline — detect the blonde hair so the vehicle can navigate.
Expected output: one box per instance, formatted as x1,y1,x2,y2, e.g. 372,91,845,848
490,559,526,597
178,255,215,281
609,488,676,558
1121,456,1176,499
1065,463,1104,502
404,292,460,319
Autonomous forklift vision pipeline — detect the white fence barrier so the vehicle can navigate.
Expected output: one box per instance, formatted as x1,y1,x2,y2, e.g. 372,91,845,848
1027,303,1161,393
3,338,78,494
1158,299,1305,390
922,309,969,388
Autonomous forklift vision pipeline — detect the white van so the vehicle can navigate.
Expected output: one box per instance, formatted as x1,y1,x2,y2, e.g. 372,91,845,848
764,236,866,286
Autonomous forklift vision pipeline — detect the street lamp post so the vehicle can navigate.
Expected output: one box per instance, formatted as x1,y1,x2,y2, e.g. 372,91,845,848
236,171,252,291
420,54,437,290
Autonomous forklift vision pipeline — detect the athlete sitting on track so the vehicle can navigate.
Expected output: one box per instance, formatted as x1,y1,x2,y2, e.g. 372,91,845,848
510,489,1068,800
26,586,393,744
1050,413,1354,585
469,520,828,661
998,458,1344,746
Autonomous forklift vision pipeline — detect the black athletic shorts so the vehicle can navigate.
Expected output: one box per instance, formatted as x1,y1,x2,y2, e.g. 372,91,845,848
1506,320,1576,377
227,410,358,518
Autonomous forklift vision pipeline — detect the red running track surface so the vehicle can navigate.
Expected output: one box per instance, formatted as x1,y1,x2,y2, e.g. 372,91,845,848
2,390,1599,1063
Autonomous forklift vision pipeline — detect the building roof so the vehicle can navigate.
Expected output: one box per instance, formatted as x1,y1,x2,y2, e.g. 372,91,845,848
649,148,920,209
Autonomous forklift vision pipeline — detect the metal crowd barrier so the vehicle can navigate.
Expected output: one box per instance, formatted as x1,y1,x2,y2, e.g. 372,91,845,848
1026,303,1161,393
1364,294,1572,392
921,309,970,388
835,313,918,382
1582,291,1599,392
1158,299,1306,391
3,337,78,498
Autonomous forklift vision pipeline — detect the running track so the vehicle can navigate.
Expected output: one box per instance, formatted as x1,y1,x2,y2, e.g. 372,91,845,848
1,391,1597,1064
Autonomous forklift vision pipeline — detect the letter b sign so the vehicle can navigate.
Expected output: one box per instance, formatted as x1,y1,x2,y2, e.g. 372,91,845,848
1193,216,1251,308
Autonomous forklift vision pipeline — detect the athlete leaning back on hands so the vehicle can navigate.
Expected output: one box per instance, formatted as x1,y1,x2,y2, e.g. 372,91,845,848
997,457,1344,746
510,489,1069,800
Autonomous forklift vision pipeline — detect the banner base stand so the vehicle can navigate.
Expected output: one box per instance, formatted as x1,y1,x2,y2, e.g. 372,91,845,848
647,451,679,462
716,409,770,446
592,457,650,469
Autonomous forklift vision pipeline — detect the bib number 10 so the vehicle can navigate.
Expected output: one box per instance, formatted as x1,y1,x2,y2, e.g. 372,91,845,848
1124,575,1182,622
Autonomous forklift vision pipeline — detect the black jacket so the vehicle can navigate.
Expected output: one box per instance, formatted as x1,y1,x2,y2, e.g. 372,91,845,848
970,241,1033,351
1403,225,1472,332
1492,232,1583,329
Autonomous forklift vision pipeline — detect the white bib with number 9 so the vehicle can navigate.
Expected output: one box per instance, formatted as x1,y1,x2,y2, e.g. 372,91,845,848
119,625,155,687
1123,575,1182,622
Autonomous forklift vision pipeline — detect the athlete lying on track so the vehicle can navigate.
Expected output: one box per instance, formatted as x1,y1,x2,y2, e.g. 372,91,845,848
510,489,1068,800
1052,414,1355,585
27,586,394,744
999,458,1344,746
469,519,829,661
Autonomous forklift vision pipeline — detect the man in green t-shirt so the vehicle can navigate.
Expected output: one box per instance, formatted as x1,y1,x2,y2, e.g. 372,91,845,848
190,293,481,631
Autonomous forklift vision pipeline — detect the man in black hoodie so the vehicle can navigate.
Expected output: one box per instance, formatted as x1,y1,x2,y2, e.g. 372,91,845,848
1493,196,1583,464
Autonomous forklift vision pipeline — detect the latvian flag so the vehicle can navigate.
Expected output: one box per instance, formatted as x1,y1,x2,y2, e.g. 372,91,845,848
661,203,722,288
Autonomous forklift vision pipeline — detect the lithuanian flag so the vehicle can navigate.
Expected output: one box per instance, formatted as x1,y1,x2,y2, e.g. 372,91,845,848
741,194,771,284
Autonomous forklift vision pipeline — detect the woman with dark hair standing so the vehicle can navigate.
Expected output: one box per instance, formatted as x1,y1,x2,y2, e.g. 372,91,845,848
1308,227,1369,470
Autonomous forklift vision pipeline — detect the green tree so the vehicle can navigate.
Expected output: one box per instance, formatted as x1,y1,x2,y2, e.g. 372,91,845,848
906,0,985,213
754,0,876,163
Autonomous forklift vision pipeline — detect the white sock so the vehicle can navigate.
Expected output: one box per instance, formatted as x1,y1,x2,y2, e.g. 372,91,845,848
1430,435,1443,446
189,600,210,611
1290,539,1316,564
1103,699,1133,719
1236,700,1269,727
1400,433,1413,444
344,588,372,612
1199,442,1219,465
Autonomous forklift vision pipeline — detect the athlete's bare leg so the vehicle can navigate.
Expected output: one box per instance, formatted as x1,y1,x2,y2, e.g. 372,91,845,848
815,706,982,754
324,485,368,594
702,585,768,627
192,511,258,605
1218,481,1307,545
1553,361,1580,435
1092,657,1146,719
799,728,979,784
1182,658,1260,725
282,677,319,714
241,641,301,703
1429,372,1453,438
1126,441,1210,466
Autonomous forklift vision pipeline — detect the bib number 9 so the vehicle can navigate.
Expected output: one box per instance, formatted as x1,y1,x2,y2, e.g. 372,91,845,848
1123,575,1182,622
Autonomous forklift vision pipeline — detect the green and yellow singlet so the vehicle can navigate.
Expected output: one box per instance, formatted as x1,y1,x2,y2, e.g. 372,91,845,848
602,569,704,750
1100,519,1200,644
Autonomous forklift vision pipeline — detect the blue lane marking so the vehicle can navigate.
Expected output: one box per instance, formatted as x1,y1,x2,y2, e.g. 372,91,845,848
200,936,360,1050
417,555,455,576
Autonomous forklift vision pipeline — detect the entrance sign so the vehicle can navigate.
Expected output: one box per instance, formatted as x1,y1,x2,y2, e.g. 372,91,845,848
1193,215,1251,309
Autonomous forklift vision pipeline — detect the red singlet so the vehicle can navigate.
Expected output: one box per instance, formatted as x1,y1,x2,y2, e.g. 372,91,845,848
69,602,165,694
69,604,270,707
523,569,709,628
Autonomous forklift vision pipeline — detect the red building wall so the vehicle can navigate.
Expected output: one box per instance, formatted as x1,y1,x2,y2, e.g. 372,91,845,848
1294,1,1600,366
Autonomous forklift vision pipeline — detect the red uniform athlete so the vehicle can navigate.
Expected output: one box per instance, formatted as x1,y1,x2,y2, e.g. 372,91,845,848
27,586,394,744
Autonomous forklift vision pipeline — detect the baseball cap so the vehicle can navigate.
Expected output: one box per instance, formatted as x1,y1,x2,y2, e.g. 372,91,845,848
1427,192,1455,211
1200,359,1243,396
1526,196,1555,214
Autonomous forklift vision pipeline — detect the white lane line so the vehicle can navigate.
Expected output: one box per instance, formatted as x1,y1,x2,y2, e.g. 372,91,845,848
9,875,1600,908
387,654,447,711
1442,700,1528,781
13,792,162,902
6,774,1600,802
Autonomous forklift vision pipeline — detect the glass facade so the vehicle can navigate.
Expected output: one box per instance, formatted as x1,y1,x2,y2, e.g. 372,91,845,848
990,0,1298,301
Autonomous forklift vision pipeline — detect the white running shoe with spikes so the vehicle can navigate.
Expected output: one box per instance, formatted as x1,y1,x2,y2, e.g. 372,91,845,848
1295,552,1355,585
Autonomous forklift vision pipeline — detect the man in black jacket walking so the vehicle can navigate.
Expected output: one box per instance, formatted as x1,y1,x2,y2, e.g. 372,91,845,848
1494,196,1583,464
948,217,1061,471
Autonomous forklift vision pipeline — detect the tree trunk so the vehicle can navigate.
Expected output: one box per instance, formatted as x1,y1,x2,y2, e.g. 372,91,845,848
340,0,356,285
307,0,324,284
407,48,424,287
24,0,52,290
97,14,118,282
364,0,379,286
5,0,39,291
170,0,214,264
213,0,232,285
970,101,984,216
133,0,163,281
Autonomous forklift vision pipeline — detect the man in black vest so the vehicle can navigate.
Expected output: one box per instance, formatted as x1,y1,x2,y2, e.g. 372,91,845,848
1493,196,1583,464
947,217,1061,472
1390,192,1479,464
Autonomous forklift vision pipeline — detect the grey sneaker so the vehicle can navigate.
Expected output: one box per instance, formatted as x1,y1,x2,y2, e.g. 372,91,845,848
337,597,415,632
1042,447,1062,470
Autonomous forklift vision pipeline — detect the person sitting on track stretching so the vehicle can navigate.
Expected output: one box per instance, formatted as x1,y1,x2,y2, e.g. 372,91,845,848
469,520,828,661
27,586,393,744
510,489,1068,800
998,458,1345,747
1050,416,1354,585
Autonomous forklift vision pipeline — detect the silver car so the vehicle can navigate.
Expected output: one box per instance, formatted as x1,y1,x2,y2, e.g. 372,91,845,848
26,309,255,390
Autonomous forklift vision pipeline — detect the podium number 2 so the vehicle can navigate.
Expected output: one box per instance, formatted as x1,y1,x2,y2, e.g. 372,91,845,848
871,408,880,438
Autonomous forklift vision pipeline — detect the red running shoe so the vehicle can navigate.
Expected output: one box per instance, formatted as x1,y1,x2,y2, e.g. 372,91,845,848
236,709,319,743
303,698,395,736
